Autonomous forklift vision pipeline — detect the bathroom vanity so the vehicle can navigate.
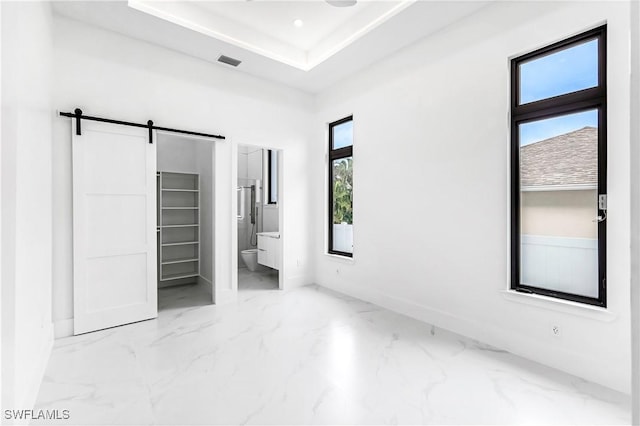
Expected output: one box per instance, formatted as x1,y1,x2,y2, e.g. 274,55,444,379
257,232,280,270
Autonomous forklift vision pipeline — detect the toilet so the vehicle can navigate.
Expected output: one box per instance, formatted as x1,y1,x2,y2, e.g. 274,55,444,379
240,249,259,271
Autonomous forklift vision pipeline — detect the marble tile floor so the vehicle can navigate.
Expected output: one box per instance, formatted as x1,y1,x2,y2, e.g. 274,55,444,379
157,267,278,315
33,284,630,425
237,267,279,293
158,283,213,312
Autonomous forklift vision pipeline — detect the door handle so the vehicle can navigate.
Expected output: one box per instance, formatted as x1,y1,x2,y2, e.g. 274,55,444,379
592,211,607,223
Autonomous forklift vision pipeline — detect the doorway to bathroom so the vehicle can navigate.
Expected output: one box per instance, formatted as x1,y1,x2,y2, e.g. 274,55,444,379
237,144,282,294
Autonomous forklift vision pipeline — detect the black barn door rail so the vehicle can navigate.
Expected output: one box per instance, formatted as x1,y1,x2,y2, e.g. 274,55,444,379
59,108,225,143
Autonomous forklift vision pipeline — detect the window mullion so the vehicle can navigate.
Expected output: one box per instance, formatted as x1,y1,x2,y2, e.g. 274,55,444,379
513,89,605,119
330,146,352,160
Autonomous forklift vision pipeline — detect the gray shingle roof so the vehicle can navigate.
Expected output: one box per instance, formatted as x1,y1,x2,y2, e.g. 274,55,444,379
520,126,597,187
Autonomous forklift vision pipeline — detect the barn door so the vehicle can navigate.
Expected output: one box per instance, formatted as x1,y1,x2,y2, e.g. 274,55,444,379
72,120,157,335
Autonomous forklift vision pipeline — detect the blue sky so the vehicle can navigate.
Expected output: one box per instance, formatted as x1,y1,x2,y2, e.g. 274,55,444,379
519,38,598,146
333,120,353,149
520,109,598,146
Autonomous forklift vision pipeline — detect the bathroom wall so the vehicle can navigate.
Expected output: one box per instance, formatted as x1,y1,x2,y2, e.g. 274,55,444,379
262,206,279,232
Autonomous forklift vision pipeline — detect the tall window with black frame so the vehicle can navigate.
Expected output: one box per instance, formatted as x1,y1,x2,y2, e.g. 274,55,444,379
328,116,353,257
510,26,607,306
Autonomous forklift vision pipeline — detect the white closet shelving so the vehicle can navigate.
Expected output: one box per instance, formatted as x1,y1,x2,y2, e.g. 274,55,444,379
158,171,200,284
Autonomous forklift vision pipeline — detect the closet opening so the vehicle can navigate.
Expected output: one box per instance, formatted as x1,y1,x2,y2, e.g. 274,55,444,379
237,144,282,294
157,133,215,311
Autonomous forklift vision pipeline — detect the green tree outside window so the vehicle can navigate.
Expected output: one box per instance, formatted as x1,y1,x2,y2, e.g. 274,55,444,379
333,158,353,225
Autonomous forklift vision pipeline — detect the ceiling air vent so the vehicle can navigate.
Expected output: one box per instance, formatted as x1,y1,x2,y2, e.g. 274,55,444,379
218,55,242,67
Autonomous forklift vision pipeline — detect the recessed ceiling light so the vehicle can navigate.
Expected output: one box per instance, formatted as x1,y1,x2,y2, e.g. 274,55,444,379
293,19,304,28
326,0,357,7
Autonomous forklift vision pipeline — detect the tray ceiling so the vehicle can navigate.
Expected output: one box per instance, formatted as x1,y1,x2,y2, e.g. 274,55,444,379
52,1,490,93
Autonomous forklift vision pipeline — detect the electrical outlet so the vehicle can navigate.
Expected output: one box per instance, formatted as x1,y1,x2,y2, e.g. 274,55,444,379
551,325,561,337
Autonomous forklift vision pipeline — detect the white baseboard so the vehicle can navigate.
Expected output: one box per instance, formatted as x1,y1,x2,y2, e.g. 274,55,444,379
284,273,311,290
315,279,629,394
54,318,73,339
197,275,214,300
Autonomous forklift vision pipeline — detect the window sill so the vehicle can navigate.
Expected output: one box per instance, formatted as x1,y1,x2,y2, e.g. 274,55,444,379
501,290,616,322
325,253,355,264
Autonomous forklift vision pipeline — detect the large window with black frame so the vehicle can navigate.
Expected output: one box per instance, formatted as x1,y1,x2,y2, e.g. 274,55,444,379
510,26,607,306
328,116,354,257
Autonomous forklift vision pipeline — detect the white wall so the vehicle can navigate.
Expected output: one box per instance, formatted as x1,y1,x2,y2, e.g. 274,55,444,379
52,15,315,334
313,1,631,393
629,0,640,420
0,0,4,409
196,139,215,288
157,134,198,173
1,1,54,410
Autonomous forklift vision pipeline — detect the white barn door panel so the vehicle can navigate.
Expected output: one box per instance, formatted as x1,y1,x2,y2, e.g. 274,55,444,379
72,120,157,335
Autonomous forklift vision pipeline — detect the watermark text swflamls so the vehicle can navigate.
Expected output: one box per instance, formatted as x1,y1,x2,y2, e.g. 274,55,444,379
4,409,70,421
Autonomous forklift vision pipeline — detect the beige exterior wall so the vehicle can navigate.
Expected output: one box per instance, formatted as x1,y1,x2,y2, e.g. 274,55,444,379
521,189,598,239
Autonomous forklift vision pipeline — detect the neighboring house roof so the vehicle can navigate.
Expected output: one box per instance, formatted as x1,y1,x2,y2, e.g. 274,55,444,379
520,126,597,188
